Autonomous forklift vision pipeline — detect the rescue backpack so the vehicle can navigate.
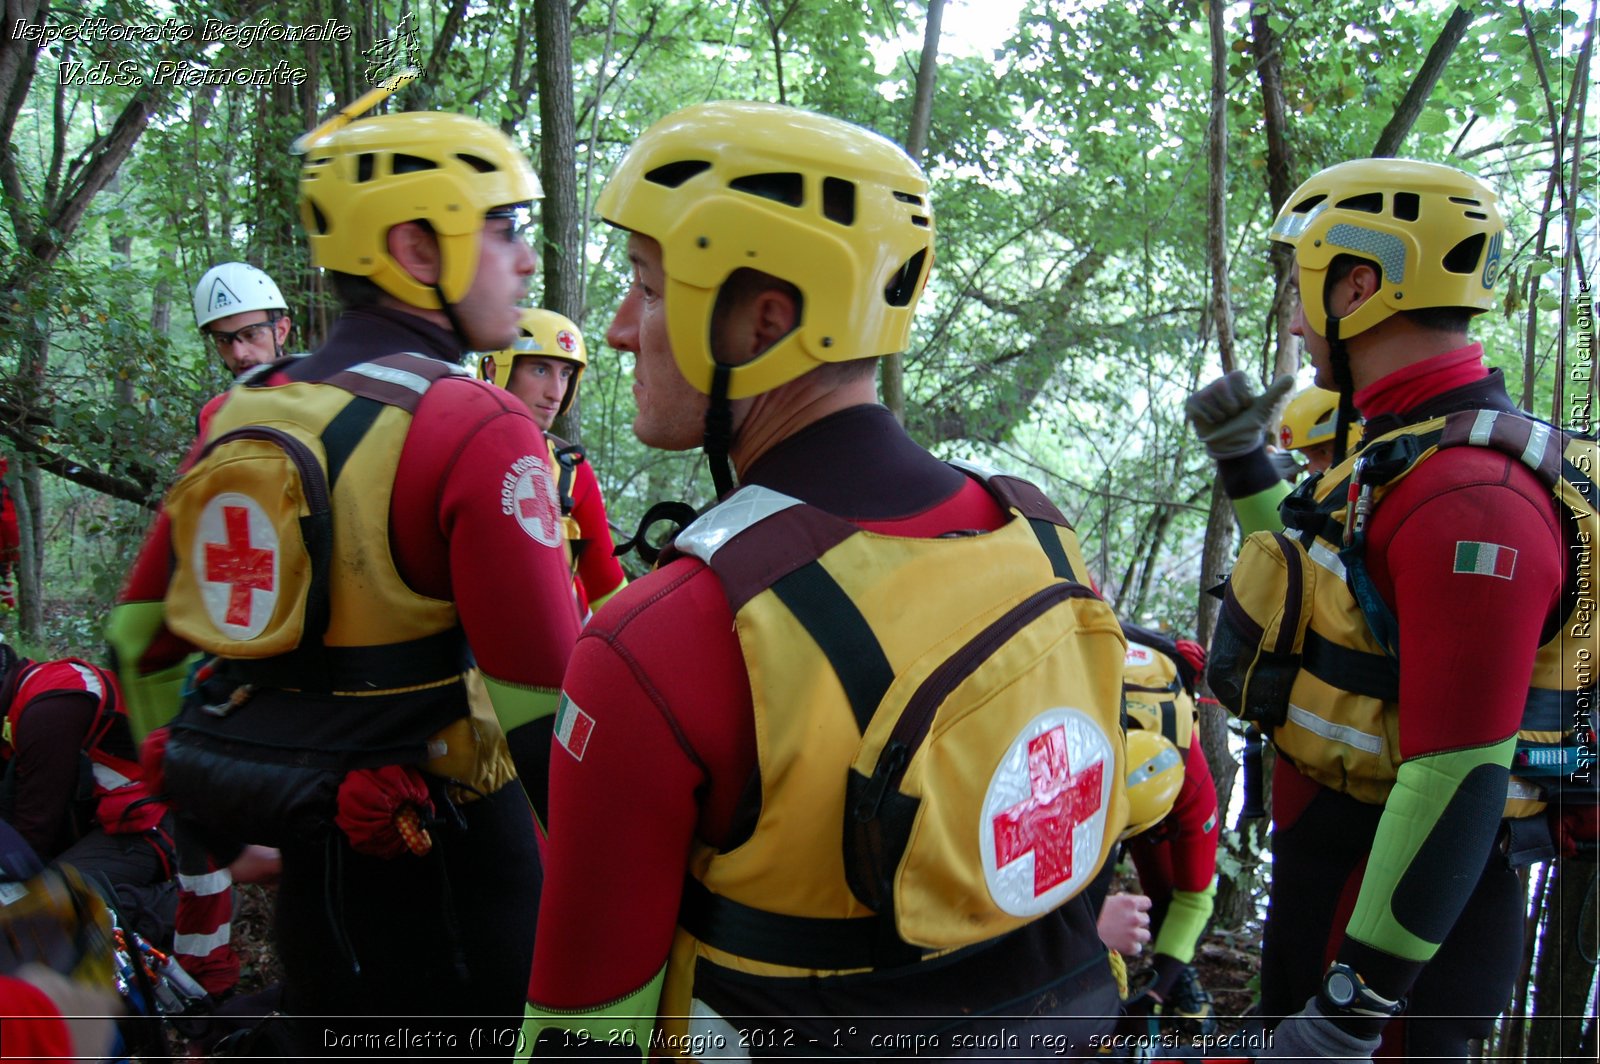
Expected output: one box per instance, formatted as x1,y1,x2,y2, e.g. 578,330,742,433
670,467,1130,976
157,353,483,845
1120,621,1199,752
1209,409,1598,816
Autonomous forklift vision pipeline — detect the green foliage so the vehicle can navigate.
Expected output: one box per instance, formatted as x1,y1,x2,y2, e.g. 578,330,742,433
0,0,1590,643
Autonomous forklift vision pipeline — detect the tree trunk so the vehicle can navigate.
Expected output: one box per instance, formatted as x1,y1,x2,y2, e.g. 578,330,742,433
1251,1,1297,379
883,0,944,426
1527,858,1599,1061
537,0,583,441
1371,5,1473,157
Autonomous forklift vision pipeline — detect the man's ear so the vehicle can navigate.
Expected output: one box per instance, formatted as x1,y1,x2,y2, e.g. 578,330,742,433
747,287,800,360
1340,261,1382,316
274,316,293,345
388,222,442,286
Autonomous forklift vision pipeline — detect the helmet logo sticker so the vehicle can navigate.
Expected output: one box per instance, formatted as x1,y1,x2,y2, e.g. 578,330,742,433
1124,642,1155,668
1280,424,1294,449
205,278,241,316
981,708,1111,916
1482,231,1503,290
503,453,562,547
194,493,279,640
556,329,579,354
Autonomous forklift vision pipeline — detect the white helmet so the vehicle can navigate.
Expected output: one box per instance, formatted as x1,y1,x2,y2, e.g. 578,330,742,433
193,262,288,329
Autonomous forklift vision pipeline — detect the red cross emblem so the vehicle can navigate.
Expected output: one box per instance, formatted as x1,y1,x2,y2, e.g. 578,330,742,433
203,505,275,627
556,329,578,354
520,493,557,539
991,725,1104,896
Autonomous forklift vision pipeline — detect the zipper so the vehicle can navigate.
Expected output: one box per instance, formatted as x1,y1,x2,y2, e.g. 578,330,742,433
856,581,1095,821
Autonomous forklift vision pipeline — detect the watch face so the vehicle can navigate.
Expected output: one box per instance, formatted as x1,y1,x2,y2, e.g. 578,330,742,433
1326,970,1357,1007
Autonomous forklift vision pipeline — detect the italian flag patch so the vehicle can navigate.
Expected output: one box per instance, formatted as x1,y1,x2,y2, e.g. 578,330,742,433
1453,541,1518,580
554,693,595,761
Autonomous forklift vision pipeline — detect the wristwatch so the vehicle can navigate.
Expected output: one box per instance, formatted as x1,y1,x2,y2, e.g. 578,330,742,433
1320,962,1403,1018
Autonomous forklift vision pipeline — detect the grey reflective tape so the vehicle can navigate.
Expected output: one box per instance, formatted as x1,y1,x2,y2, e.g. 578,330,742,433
1325,223,1407,284
1506,776,1546,803
676,485,804,563
1308,541,1346,582
1287,703,1383,755
1522,422,1551,470
346,361,432,395
1470,409,1498,447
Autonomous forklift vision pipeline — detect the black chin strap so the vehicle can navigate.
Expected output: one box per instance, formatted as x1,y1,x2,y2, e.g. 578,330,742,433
703,363,737,500
432,283,470,352
1328,313,1358,466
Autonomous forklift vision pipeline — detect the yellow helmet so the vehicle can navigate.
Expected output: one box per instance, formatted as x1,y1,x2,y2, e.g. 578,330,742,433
595,100,934,399
478,308,588,416
1278,386,1363,453
298,111,541,310
1269,158,1505,339
1121,728,1183,840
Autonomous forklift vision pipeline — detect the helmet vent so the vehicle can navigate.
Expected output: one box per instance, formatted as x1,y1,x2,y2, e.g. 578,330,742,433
1394,192,1419,222
1289,193,1326,214
1449,196,1482,206
1334,192,1382,214
309,200,330,235
645,160,711,187
911,215,929,228
356,153,375,183
823,177,856,225
893,191,924,206
393,153,440,174
884,249,927,308
1463,210,1489,221
729,172,803,207
455,153,496,174
1442,233,1486,274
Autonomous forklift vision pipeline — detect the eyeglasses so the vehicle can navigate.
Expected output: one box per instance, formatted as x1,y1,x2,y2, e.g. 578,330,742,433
204,320,276,350
485,205,536,246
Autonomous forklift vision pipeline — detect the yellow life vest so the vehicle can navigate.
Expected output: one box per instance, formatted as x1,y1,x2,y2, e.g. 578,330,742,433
547,433,585,561
658,469,1129,1029
1120,623,1198,752
1211,409,1598,816
161,353,514,797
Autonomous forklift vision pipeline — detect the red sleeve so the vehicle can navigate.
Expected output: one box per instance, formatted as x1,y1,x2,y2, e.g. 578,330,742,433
1365,450,1563,759
529,560,755,1007
1165,738,1220,893
0,976,74,1064
391,379,581,690
569,460,627,608
7,693,97,859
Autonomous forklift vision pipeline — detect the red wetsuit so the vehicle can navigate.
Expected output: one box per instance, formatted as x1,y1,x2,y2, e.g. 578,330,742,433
531,405,1120,1056
1261,347,1563,1058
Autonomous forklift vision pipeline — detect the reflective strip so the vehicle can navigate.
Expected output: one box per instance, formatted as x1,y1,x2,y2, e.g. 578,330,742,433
689,1000,752,1063
1522,422,1552,470
1325,224,1407,284
948,457,1005,482
92,763,134,790
512,337,542,352
175,925,233,956
1506,776,1546,803
70,662,104,698
178,869,234,897
1470,409,1498,447
676,485,804,563
345,361,433,395
1287,703,1383,755
1307,541,1346,582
